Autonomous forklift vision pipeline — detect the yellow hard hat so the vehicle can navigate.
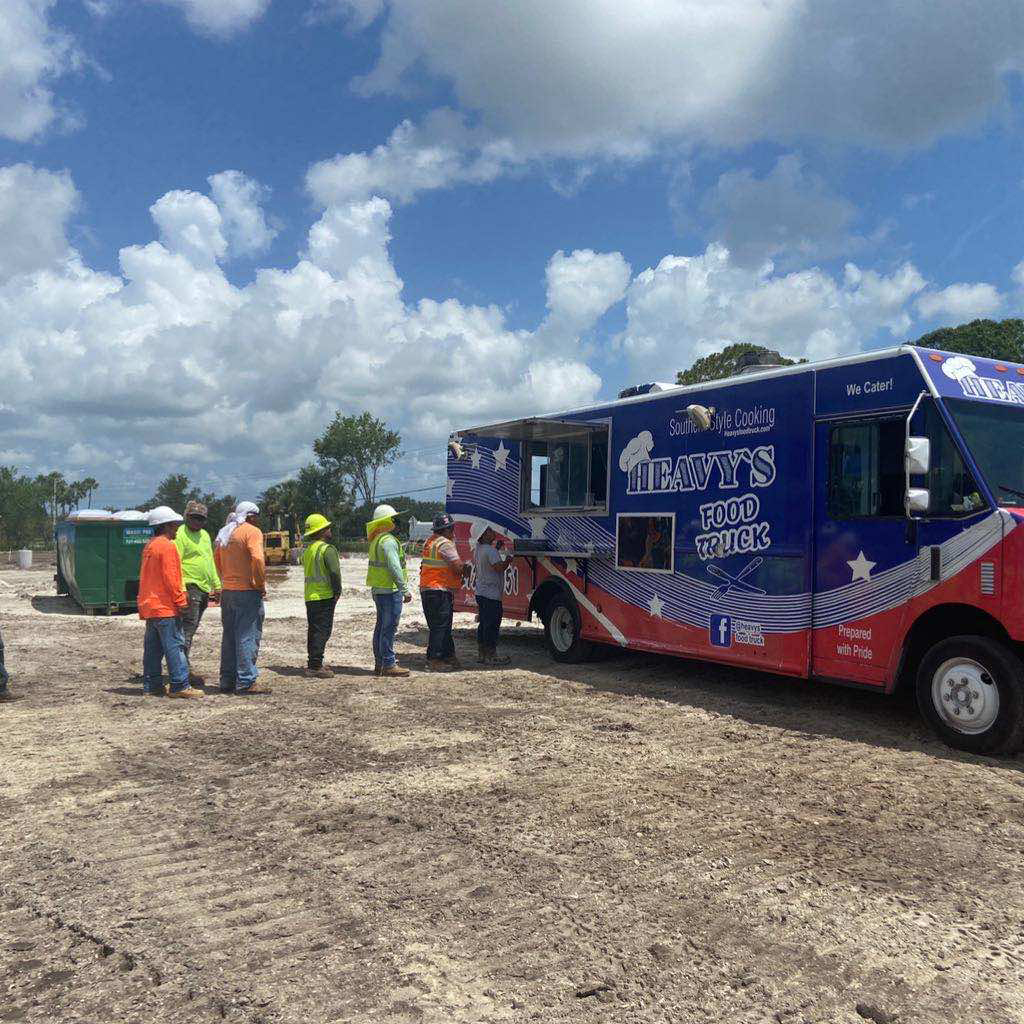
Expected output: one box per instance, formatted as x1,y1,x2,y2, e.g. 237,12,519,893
303,513,331,538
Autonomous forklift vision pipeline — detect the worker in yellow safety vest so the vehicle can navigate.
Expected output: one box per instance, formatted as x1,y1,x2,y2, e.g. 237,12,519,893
420,512,470,671
302,513,342,678
366,503,411,677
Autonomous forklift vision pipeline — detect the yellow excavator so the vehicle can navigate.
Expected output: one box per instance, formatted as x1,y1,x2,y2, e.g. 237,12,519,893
264,530,291,566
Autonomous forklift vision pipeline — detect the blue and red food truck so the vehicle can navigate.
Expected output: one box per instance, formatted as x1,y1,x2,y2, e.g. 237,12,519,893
449,345,1024,754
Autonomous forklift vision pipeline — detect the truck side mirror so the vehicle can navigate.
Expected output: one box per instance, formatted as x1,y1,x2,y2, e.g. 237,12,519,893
906,487,930,514
906,436,930,476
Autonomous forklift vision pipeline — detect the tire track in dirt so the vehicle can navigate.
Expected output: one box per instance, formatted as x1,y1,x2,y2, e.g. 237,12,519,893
4,591,1024,1023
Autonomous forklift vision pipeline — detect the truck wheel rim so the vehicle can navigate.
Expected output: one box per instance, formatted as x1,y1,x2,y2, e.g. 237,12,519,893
550,606,575,652
931,657,1000,735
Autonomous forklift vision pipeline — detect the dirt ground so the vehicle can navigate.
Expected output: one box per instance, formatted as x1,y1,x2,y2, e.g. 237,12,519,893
2,558,1024,1024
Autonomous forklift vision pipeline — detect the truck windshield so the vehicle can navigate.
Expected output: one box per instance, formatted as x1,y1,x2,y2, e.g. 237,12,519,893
947,398,1024,506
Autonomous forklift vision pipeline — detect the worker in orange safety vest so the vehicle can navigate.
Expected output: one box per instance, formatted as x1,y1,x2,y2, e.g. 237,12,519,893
419,512,470,671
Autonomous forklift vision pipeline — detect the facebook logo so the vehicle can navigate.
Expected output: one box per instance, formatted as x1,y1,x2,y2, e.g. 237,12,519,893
710,614,732,648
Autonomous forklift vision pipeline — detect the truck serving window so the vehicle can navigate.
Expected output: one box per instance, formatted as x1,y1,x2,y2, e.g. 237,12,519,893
616,514,674,573
522,432,608,513
462,416,609,514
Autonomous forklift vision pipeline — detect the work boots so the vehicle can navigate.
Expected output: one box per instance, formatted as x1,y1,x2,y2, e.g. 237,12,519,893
168,686,205,699
305,667,332,679
380,664,410,677
486,648,511,665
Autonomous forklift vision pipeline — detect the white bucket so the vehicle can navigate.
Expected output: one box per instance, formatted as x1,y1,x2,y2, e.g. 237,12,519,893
16,549,32,569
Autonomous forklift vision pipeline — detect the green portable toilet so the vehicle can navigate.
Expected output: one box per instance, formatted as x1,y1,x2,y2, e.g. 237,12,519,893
56,517,153,614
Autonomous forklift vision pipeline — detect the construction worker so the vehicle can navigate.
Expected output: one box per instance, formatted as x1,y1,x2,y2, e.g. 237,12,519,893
214,500,270,695
420,512,470,671
366,503,411,677
139,506,201,698
474,527,512,664
0,624,10,700
174,499,221,685
302,512,342,678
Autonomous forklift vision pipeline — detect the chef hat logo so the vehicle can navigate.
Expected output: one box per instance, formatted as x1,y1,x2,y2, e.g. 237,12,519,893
618,431,655,473
942,355,977,382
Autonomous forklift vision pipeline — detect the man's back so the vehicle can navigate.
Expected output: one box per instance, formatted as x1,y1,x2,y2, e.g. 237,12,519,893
219,521,266,592
139,535,185,617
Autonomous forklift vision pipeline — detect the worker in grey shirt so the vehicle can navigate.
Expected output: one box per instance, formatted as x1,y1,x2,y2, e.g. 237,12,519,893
474,527,512,664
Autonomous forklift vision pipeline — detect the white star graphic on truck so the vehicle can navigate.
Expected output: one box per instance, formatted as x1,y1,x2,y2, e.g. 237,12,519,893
493,441,510,470
847,550,876,582
470,448,482,470
649,593,664,618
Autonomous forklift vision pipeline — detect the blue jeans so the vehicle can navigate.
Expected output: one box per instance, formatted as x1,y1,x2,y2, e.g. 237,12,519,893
219,590,264,692
372,591,403,668
143,617,190,694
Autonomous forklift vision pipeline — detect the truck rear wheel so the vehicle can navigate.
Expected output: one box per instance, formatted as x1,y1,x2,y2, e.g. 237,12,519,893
543,592,595,663
916,636,1024,755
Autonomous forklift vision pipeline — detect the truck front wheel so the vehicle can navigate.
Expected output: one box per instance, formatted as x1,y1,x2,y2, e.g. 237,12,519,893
543,592,595,663
916,636,1024,755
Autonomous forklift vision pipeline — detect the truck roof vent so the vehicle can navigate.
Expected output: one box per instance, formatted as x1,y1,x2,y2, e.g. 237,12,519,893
617,381,677,399
736,363,786,376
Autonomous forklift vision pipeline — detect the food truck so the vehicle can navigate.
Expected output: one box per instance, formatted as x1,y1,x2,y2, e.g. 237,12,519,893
448,346,1024,754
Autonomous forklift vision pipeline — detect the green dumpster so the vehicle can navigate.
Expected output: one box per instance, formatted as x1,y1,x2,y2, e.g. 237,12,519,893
56,518,153,614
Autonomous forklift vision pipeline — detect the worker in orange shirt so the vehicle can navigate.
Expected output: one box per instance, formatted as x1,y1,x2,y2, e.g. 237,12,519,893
139,506,201,698
214,500,270,695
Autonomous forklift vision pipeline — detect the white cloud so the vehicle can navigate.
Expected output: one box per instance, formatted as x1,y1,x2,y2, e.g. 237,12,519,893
0,163,605,498
701,155,860,267
148,170,276,266
0,0,80,141
307,0,383,28
544,249,631,330
353,1,1024,155
150,190,227,267
307,111,523,205
0,163,79,279
619,244,926,381
208,170,277,257
916,283,1004,322
152,0,270,37
1012,260,1024,289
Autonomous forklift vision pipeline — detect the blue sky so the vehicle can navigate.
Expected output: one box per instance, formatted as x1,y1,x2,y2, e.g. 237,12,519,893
2,0,1024,509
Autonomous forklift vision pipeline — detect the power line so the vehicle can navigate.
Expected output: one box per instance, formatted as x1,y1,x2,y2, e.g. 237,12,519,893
373,483,446,499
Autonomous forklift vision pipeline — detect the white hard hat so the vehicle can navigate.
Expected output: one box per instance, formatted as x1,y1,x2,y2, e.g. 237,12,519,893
372,503,400,520
148,505,184,527
235,500,260,517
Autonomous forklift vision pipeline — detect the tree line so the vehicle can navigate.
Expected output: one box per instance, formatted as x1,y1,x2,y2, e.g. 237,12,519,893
0,471,100,549
0,412,441,550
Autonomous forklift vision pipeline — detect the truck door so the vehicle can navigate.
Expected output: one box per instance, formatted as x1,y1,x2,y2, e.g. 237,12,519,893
811,414,918,684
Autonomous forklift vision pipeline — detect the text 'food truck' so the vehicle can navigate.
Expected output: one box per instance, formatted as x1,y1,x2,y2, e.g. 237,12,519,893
447,346,1024,755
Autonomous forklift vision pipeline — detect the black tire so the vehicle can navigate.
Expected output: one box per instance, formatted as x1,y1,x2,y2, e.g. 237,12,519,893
915,635,1024,755
543,592,596,663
